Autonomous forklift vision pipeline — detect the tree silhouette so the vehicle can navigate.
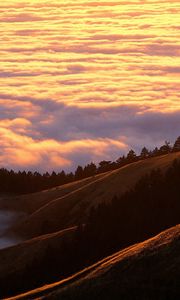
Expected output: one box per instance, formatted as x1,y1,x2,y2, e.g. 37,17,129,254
140,147,149,159
126,149,137,162
173,136,180,152
159,141,171,154
98,160,112,173
0,136,179,195
75,166,84,180
83,163,97,177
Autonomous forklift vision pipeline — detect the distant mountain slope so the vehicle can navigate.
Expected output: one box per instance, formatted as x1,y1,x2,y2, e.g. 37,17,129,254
6,224,180,300
13,152,180,238
0,172,106,214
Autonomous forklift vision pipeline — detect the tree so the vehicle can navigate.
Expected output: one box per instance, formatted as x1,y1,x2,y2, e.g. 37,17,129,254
83,163,97,177
44,172,50,178
126,150,137,162
159,141,171,154
51,171,57,177
66,172,74,182
116,155,126,166
152,147,159,157
75,166,84,180
58,170,66,184
140,147,149,159
98,161,112,173
173,136,180,152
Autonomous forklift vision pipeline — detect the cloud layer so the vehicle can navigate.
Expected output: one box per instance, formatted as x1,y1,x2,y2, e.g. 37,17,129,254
0,0,179,171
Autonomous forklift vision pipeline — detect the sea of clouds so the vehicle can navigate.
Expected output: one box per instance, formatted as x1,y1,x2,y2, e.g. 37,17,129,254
0,0,179,172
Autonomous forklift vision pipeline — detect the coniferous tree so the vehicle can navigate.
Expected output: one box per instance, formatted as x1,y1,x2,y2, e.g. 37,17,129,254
152,147,159,156
116,155,126,166
83,163,97,177
159,141,171,154
75,166,84,180
140,147,149,159
126,150,137,162
98,161,112,173
173,136,180,152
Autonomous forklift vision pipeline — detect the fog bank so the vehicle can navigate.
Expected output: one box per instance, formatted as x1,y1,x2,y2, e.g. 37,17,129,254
0,210,23,249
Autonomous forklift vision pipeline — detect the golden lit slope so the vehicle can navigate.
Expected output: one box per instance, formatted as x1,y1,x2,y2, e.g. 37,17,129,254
13,152,180,238
0,172,106,214
6,224,180,300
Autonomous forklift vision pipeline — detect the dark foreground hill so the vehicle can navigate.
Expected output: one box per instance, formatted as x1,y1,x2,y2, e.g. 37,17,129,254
45,225,180,300
6,224,180,300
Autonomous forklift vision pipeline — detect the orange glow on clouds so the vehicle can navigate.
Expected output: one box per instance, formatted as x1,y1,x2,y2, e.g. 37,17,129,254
0,126,127,170
0,0,179,170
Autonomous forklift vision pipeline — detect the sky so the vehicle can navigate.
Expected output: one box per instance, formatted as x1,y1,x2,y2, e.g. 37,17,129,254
0,0,180,172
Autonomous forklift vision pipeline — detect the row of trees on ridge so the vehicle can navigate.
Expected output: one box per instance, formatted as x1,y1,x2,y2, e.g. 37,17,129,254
0,136,180,194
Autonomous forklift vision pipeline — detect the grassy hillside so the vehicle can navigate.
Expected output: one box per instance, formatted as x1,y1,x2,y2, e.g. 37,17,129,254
0,172,106,214
12,152,180,238
6,224,180,300
1,152,180,298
